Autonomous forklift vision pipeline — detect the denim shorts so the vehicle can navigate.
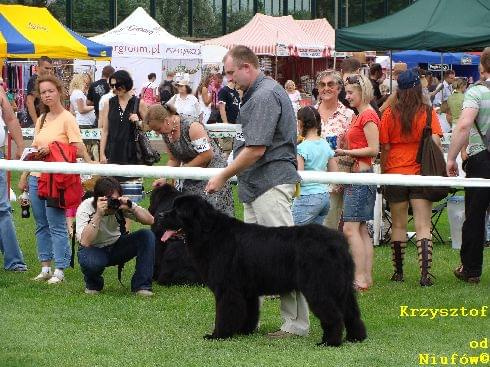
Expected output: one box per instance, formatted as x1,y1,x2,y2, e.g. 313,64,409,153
292,192,330,226
343,182,376,222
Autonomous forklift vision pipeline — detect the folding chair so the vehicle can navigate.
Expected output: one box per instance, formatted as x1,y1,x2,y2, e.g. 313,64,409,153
430,200,448,244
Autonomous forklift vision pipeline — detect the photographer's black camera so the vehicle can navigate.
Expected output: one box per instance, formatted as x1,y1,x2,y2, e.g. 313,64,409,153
107,197,121,210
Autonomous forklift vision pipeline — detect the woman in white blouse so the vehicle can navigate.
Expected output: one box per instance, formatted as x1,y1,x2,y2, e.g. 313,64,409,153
69,73,96,127
167,79,200,119
285,80,301,114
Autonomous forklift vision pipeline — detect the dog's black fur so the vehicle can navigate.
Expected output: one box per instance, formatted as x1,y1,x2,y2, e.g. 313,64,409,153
156,194,367,346
149,185,202,286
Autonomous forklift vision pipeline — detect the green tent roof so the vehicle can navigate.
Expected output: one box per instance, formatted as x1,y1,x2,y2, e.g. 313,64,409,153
335,0,490,52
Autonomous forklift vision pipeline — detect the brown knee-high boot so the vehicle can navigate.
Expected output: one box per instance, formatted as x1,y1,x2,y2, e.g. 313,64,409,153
417,238,434,286
390,241,406,281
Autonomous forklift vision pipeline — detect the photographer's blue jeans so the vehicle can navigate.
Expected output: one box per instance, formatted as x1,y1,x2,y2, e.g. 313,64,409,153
28,175,71,269
77,229,155,292
0,154,26,270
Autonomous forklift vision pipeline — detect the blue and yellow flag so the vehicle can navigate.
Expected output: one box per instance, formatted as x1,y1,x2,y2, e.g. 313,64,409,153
0,4,111,60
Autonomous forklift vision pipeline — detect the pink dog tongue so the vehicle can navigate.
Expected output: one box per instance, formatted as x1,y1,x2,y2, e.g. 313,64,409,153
161,230,178,242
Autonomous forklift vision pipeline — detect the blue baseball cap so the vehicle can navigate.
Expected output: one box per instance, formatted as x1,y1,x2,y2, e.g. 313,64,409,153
398,69,421,90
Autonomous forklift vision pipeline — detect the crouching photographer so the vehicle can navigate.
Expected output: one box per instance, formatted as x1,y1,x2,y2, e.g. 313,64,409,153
76,177,155,296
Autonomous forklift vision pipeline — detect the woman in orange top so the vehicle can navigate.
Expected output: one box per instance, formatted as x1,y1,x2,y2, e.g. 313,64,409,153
380,69,443,287
18,75,91,284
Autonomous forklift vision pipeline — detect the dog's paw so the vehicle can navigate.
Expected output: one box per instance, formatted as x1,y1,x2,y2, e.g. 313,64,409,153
203,333,217,340
317,340,342,347
346,333,367,343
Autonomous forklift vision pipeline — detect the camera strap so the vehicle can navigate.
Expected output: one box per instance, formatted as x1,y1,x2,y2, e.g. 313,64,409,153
115,210,128,286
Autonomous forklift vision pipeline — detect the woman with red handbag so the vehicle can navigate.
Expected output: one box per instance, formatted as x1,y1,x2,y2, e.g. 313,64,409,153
18,75,91,284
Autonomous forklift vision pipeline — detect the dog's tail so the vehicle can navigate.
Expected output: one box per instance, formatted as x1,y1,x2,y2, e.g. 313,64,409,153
343,289,367,343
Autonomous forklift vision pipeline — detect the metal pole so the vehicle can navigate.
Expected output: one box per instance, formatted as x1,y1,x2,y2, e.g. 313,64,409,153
222,0,227,35
66,0,73,29
311,0,316,18
389,50,393,93
334,0,338,29
253,0,258,14
283,0,288,15
188,0,193,36
361,0,366,23
150,0,156,18
345,0,348,27
109,0,118,28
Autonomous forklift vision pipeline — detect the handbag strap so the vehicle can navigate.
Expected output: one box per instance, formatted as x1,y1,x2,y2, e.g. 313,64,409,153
424,105,432,132
416,106,433,164
132,96,140,117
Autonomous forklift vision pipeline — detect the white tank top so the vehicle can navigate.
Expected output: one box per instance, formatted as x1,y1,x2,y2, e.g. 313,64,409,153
0,104,6,147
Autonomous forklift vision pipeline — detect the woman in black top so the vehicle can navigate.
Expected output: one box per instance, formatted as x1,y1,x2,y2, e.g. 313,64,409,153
99,70,148,204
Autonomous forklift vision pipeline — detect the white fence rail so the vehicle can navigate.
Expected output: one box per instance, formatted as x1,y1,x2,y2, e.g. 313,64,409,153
1,160,488,188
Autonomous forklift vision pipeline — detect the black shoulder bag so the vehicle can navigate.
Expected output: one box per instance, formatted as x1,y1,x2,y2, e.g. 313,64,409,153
415,106,450,202
132,97,161,165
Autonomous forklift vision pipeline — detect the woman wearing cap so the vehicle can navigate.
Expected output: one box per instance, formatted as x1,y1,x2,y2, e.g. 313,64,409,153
146,103,234,217
167,78,200,119
380,69,443,287
335,74,380,292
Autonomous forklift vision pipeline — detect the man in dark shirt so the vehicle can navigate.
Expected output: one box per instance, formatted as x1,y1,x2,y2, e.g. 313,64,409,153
218,80,240,124
217,79,241,155
86,65,115,127
369,62,385,106
158,71,176,105
25,56,53,127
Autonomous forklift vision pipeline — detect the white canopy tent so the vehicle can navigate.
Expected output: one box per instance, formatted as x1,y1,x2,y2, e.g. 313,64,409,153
201,44,229,65
88,7,202,92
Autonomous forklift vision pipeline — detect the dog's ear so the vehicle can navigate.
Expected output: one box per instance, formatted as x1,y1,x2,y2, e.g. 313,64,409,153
149,184,182,215
173,195,216,231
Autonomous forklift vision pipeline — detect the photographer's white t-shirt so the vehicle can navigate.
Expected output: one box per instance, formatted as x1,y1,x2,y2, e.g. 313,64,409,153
76,198,136,248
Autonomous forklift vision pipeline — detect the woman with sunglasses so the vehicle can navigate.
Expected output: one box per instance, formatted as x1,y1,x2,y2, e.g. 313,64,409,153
99,70,148,206
315,70,355,231
335,74,380,292
380,69,443,287
145,103,234,217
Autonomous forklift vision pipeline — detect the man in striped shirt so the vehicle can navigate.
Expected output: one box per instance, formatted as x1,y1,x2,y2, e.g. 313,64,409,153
447,47,490,284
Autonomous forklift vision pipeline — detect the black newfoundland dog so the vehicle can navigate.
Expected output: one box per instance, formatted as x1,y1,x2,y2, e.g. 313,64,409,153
149,185,202,286
156,193,367,347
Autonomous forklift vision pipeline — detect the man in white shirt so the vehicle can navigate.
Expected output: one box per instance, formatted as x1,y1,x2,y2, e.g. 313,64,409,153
432,69,456,107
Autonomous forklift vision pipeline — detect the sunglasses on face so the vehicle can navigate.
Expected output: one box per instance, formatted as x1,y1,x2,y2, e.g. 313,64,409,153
109,81,123,90
317,81,338,89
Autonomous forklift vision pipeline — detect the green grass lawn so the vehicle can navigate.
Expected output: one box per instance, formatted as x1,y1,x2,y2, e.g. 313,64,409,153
1,171,488,367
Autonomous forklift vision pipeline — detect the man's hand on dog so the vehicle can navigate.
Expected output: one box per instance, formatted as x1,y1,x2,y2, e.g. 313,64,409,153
205,174,227,194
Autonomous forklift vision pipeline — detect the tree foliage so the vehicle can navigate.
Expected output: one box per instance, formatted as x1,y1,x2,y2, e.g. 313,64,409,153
4,0,411,36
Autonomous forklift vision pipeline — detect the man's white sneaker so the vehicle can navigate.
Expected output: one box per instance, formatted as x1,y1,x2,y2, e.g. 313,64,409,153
135,289,153,297
32,271,52,281
47,269,64,284
84,288,100,295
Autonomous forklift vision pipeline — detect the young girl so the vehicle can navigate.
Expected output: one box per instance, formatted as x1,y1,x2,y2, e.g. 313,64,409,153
292,106,337,225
